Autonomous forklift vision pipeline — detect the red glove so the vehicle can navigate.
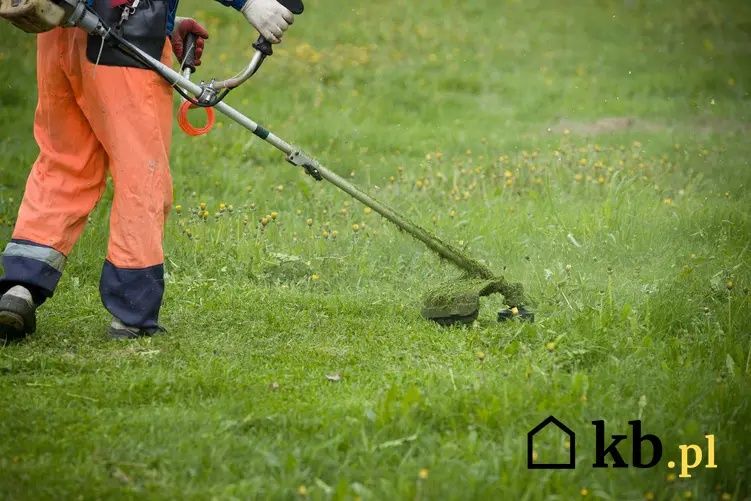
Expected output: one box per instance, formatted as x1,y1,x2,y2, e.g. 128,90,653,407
171,17,209,66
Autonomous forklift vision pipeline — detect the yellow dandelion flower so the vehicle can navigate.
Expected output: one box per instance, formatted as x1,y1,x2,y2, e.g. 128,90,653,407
352,223,360,232
418,468,429,480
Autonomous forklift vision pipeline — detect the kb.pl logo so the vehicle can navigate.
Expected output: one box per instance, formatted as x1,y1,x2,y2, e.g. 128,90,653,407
527,415,717,478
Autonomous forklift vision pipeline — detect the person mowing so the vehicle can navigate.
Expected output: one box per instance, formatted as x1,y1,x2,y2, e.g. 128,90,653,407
0,0,296,341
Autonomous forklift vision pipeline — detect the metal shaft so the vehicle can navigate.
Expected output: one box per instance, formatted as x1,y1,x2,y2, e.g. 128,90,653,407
129,43,496,280
310,165,495,279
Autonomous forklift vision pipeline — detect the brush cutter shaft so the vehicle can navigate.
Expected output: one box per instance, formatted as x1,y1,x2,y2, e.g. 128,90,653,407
312,168,495,279
127,42,496,279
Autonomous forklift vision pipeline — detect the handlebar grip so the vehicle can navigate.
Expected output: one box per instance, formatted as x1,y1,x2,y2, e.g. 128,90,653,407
252,35,274,56
250,0,303,57
278,0,303,14
182,32,198,72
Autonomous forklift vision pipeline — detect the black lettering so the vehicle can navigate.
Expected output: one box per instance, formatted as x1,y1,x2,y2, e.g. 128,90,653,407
629,420,662,468
592,420,628,468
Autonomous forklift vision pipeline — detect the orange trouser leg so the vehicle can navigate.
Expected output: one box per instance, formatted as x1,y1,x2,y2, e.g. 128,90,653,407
1,29,107,301
67,29,174,328
69,29,174,270
1,28,174,329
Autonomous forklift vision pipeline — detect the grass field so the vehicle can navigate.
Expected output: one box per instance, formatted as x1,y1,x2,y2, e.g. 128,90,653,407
1,0,750,498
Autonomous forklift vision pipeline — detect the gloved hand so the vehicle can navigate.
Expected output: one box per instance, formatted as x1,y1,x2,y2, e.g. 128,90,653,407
241,0,294,44
171,17,210,66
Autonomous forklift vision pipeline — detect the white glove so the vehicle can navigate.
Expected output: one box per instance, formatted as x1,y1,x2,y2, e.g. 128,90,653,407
241,0,294,44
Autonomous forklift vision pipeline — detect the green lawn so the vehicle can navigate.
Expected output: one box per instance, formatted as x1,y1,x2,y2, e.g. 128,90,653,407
1,0,750,499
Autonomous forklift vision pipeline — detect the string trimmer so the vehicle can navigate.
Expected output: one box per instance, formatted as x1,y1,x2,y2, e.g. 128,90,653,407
0,0,534,325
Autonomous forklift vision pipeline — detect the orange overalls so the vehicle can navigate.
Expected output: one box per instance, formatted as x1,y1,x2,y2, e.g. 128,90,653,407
0,27,174,329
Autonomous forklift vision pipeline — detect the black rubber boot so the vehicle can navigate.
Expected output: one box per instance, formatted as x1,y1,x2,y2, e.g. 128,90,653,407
0,287,37,343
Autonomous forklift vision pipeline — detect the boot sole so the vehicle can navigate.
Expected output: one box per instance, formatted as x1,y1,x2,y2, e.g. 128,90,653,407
108,326,166,340
0,310,26,342
0,294,36,335
108,327,141,340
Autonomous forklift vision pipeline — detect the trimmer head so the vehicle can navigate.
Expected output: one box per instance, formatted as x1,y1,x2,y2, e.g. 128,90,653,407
420,290,480,326
421,276,533,326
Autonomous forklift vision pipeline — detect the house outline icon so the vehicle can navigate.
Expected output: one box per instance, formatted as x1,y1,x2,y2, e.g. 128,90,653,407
527,415,576,469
